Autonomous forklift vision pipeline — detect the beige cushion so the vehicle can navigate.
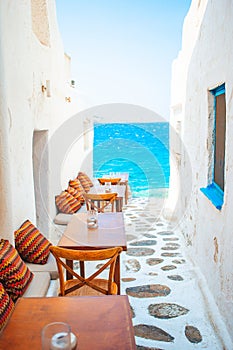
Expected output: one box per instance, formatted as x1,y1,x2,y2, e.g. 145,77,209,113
54,213,73,225
23,272,50,297
25,253,58,280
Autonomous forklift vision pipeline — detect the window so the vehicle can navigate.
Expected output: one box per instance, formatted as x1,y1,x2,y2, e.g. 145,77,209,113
201,84,226,210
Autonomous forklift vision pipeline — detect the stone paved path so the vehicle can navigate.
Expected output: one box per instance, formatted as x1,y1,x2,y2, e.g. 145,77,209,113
120,197,223,350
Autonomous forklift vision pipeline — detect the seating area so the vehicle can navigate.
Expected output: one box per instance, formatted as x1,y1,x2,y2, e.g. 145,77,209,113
0,219,59,331
0,171,130,332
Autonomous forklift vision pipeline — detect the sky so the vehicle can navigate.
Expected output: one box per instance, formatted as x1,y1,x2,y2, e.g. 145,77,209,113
55,0,192,120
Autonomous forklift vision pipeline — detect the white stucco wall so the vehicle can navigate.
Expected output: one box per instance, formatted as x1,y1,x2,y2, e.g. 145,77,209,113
169,0,233,343
0,0,88,242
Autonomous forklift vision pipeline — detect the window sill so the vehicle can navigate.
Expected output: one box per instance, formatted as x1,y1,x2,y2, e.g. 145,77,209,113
200,183,224,210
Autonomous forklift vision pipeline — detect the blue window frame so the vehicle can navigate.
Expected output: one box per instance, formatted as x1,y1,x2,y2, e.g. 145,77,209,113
200,84,226,210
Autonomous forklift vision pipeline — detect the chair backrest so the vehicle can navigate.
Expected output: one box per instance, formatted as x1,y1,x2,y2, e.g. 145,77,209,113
50,246,123,296
98,178,121,185
83,192,117,212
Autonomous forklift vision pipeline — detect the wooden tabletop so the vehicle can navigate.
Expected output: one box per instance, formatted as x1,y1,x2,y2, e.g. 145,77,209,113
58,212,127,251
0,295,136,349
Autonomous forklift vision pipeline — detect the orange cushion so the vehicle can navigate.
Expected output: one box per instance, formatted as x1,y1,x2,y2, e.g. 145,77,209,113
14,220,51,265
77,171,93,187
66,186,85,204
56,191,82,214
77,172,91,192
69,178,85,193
0,282,14,331
0,239,33,301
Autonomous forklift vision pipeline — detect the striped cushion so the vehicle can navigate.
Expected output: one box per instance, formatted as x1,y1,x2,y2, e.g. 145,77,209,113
69,178,84,193
77,171,93,187
55,191,82,214
77,172,92,192
14,220,51,265
0,282,14,331
0,239,33,301
66,186,85,204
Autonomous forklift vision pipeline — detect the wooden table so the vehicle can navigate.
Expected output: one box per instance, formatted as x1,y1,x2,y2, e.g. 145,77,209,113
97,173,129,204
0,296,136,349
89,185,126,211
58,212,127,294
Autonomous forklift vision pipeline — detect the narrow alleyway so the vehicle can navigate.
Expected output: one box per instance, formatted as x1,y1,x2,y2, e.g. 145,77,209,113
50,196,225,349
121,197,223,349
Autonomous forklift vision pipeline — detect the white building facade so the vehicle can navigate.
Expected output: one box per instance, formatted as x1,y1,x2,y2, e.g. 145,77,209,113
0,0,90,243
169,0,233,344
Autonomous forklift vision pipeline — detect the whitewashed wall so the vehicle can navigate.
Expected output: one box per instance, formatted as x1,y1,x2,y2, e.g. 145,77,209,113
169,0,233,344
0,0,88,242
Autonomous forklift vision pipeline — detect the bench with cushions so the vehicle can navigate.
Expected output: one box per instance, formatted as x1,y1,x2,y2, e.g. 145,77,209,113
54,171,94,225
0,220,59,331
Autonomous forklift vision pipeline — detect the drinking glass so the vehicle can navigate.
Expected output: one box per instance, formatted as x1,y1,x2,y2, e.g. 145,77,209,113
87,210,98,229
105,182,112,193
41,322,71,350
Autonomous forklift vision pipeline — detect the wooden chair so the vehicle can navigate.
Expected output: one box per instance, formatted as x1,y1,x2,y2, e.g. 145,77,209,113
83,192,117,213
98,178,121,185
50,246,123,296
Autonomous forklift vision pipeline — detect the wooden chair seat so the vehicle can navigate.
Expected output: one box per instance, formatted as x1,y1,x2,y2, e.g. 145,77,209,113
50,246,123,297
62,278,118,297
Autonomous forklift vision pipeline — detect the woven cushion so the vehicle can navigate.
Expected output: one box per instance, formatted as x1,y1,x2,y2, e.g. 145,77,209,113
0,282,14,331
14,220,51,265
56,191,82,214
69,178,85,192
0,239,33,301
77,171,93,187
66,186,85,204
77,172,92,192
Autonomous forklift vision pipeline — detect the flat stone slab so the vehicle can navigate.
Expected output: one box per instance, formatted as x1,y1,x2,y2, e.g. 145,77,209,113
161,265,177,271
161,246,179,250
134,324,174,342
157,231,174,236
121,277,136,282
126,284,171,298
163,237,179,241
146,258,164,266
148,303,189,319
185,325,202,343
161,252,180,257
144,233,157,238
167,275,184,281
165,242,180,247
130,240,157,246
125,259,141,272
126,248,155,256
172,259,186,264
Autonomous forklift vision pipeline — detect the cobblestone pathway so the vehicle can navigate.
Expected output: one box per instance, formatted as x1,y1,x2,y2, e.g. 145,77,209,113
121,197,223,350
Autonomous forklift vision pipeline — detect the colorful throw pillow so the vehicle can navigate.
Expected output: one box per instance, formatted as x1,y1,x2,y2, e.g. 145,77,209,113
68,178,85,193
55,191,82,214
0,239,33,302
77,171,93,187
77,172,92,192
0,282,14,331
65,186,85,204
14,220,51,265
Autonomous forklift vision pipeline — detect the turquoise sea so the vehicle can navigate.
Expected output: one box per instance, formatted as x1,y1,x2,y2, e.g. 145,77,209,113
93,122,170,197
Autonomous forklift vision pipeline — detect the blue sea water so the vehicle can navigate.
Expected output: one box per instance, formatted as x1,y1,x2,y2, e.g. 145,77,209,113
93,122,170,197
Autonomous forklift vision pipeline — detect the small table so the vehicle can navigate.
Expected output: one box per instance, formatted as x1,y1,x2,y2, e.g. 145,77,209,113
58,212,127,294
97,173,129,204
0,296,136,349
89,185,126,211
